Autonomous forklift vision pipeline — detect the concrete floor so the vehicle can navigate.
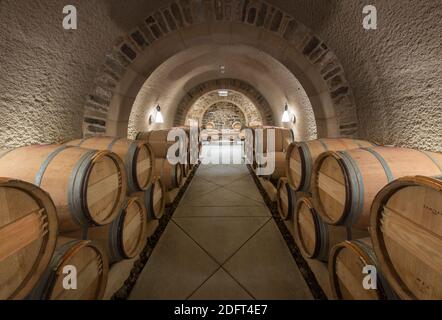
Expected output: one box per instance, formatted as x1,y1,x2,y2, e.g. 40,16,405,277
129,143,313,300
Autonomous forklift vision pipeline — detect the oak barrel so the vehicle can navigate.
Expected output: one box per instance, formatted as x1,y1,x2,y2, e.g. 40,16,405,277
286,138,374,192
249,126,262,170
66,197,148,264
0,178,58,300
256,152,286,180
276,178,297,220
0,145,127,232
255,127,294,153
241,128,255,164
294,197,366,261
132,177,166,220
370,175,442,300
136,130,173,158
313,147,442,229
29,237,108,300
137,130,187,160
154,158,183,191
181,163,190,178
329,238,396,300
173,126,192,168
66,137,155,193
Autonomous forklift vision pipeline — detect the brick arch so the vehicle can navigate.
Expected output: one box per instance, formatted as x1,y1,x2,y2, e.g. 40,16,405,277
174,79,274,127
184,89,264,127
83,0,359,138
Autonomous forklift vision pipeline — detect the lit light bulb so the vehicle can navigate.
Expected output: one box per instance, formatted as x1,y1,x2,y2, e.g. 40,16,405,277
155,111,164,124
154,105,164,124
282,104,291,123
218,90,228,97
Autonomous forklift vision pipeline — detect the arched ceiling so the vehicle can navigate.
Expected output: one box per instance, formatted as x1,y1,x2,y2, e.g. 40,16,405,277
85,0,357,142
126,44,317,141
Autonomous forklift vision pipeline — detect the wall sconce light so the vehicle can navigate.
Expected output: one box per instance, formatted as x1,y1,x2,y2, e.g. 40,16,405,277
149,105,164,125
282,103,296,124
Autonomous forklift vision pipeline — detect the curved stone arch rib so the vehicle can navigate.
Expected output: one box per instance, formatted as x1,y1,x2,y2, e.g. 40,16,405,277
82,0,359,138
185,90,264,126
175,79,273,127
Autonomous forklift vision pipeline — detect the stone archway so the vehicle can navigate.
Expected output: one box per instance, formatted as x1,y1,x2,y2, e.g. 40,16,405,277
176,79,271,127
82,0,359,139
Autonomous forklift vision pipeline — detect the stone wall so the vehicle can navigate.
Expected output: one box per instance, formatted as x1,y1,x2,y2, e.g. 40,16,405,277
1,0,439,151
272,0,442,151
0,0,123,148
202,102,246,130
185,90,262,127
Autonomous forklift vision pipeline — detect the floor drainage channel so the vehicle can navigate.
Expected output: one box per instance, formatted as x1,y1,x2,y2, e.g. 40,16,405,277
112,163,201,300
247,165,328,300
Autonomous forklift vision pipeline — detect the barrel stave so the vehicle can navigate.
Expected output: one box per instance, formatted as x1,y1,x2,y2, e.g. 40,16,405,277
313,147,442,229
286,138,374,192
66,137,155,193
29,237,108,300
329,238,394,300
0,178,58,300
370,176,442,300
0,145,126,232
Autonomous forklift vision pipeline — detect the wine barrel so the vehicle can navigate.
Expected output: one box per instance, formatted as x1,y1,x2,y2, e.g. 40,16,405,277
181,163,190,178
29,238,108,300
66,137,155,193
329,238,396,300
286,138,374,192
256,152,286,181
173,126,192,168
232,122,242,130
0,145,127,232
188,128,200,167
247,126,262,170
132,177,166,220
241,128,255,164
154,158,182,191
313,147,442,229
276,178,297,220
294,197,366,261
0,178,58,300
254,126,293,153
370,175,442,300
136,130,174,158
66,197,148,264
0,149,11,158
137,129,188,160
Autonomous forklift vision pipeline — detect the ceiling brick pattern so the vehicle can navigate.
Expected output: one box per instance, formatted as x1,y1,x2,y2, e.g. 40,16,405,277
83,0,358,138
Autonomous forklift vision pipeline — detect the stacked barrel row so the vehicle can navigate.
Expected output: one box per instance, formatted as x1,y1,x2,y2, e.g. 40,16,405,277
246,126,294,183
0,136,168,300
136,126,199,197
277,138,442,300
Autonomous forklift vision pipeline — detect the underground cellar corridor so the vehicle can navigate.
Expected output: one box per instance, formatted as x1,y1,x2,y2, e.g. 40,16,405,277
129,144,313,300
0,0,441,305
